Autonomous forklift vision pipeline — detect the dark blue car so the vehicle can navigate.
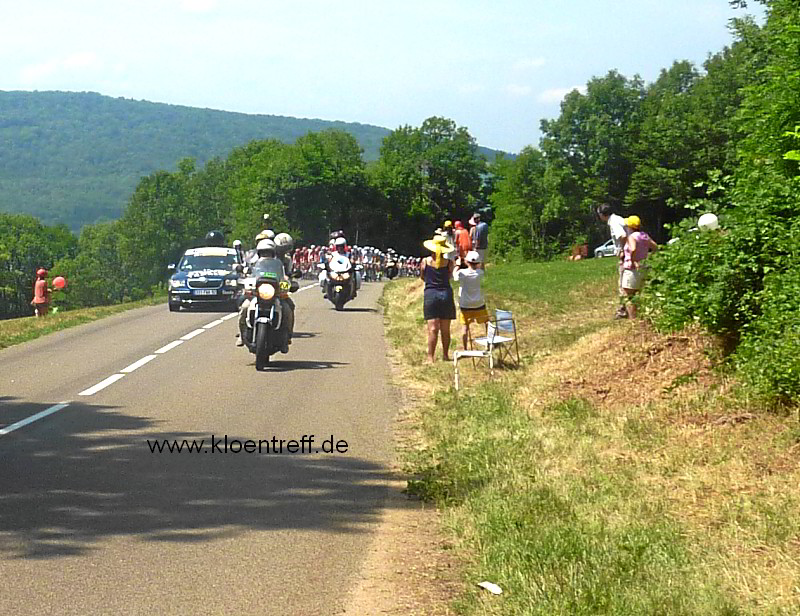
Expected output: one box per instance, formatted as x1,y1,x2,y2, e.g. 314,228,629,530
168,247,241,312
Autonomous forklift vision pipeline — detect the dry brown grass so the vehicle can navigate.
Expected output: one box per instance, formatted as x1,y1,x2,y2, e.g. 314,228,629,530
514,306,800,611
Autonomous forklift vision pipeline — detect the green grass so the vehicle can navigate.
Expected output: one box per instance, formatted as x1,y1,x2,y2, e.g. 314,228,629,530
483,258,618,313
0,294,166,350
406,385,741,616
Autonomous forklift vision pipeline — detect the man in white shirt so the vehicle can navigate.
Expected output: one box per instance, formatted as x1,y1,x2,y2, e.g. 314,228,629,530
596,204,629,319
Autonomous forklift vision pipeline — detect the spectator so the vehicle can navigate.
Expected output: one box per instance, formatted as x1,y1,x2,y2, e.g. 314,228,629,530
32,268,51,317
621,215,658,319
469,212,489,268
454,251,489,349
442,220,458,261
596,203,629,319
420,234,456,363
453,220,471,267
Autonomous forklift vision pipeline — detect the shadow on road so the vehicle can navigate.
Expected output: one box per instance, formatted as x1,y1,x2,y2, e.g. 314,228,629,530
291,331,318,339
0,396,392,560
339,307,378,313
253,359,348,372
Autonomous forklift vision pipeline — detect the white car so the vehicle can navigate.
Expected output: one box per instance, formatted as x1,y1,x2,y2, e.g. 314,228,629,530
594,239,617,258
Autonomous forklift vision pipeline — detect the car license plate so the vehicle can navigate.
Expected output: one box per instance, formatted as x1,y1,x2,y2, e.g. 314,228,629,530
193,289,216,296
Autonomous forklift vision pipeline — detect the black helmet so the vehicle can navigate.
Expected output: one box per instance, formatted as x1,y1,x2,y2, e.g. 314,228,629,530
205,230,225,246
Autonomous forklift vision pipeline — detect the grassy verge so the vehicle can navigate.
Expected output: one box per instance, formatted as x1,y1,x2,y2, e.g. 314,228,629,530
383,260,800,615
0,294,166,350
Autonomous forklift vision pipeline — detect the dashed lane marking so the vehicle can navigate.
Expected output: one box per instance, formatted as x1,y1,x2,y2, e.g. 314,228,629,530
120,354,157,374
155,340,184,354
78,374,126,396
181,328,205,341
0,402,71,437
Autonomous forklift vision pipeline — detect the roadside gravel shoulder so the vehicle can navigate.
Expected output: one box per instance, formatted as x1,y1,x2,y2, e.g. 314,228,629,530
341,288,462,615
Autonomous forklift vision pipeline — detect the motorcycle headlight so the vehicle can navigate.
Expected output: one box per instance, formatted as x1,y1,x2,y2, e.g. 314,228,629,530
341,272,351,280
225,278,237,287
257,284,275,300
169,279,186,288
330,272,342,281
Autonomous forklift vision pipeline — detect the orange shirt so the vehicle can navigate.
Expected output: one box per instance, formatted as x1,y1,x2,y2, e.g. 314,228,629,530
455,229,471,258
33,279,50,304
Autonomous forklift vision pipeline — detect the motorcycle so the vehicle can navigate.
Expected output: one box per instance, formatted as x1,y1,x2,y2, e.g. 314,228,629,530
240,258,299,370
324,254,360,311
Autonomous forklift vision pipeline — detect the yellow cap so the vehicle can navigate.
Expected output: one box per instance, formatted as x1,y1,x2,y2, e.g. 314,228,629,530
443,220,452,228
625,215,641,230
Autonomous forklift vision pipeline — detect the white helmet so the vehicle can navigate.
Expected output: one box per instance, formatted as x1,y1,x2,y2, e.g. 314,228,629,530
232,239,242,247
255,229,275,242
274,232,294,251
335,237,347,247
256,239,277,257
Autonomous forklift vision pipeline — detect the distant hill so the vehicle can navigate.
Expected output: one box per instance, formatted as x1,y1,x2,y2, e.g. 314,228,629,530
0,91,508,231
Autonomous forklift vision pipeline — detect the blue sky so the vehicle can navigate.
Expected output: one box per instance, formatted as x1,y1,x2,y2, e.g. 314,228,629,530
1,0,764,153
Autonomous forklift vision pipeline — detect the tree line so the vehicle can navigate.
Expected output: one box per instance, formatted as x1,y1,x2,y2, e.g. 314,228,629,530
1,117,488,317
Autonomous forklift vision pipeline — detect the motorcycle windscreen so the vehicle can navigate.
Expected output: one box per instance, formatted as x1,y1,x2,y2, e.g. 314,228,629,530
329,255,352,273
251,257,286,281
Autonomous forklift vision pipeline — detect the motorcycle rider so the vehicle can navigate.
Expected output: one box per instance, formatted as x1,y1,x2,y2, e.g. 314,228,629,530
236,238,292,353
326,236,357,300
245,229,275,266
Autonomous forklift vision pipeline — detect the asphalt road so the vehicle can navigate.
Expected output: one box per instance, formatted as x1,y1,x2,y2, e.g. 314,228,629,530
0,281,396,615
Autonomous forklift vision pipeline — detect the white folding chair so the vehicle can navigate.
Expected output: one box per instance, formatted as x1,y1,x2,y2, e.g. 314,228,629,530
471,309,520,367
453,348,492,390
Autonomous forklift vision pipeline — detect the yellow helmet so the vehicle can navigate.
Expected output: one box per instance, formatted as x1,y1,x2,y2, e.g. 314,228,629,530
255,229,275,242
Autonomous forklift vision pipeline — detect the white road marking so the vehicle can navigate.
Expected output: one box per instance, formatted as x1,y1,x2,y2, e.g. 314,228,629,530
295,284,317,293
120,354,157,374
78,374,125,396
221,313,239,321
181,328,205,341
0,402,70,437
203,319,224,329
155,340,184,354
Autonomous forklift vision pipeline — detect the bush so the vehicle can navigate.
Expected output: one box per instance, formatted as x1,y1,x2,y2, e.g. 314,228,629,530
736,252,800,406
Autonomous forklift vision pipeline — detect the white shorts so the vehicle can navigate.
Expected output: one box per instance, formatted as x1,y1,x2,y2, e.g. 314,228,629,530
621,269,644,291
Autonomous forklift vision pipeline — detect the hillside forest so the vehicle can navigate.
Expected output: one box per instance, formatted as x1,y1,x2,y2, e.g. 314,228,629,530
1,0,798,405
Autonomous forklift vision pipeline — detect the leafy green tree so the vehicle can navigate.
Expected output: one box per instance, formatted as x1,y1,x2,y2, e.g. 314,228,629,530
371,117,486,252
488,149,549,260
540,71,645,216
54,221,129,309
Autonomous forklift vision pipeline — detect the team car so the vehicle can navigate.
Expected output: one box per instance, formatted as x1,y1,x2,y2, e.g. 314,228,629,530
168,246,242,312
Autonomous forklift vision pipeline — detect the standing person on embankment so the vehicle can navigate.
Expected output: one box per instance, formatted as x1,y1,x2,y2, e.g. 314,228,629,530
420,234,456,363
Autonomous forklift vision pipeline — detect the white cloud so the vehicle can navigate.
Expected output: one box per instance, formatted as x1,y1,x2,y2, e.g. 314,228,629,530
513,57,546,71
19,52,102,84
180,0,218,13
537,85,586,103
506,84,533,97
